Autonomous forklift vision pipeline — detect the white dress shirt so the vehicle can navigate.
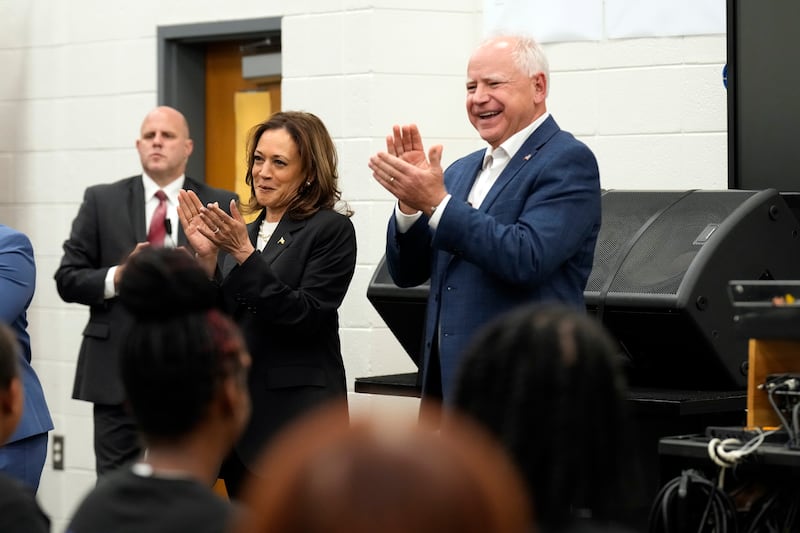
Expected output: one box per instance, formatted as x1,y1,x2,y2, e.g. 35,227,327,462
103,174,186,298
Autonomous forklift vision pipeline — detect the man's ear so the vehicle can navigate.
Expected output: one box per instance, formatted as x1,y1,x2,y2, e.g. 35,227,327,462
0,378,24,445
533,72,547,104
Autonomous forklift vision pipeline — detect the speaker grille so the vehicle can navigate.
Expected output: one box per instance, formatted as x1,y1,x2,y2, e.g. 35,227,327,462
609,191,758,295
585,191,685,294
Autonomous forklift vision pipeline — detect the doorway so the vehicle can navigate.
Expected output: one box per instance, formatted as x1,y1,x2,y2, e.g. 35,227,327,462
157,17,281,194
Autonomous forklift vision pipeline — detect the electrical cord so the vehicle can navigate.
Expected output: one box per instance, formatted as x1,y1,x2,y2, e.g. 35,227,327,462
648,469,738,533
706,428,778,473
654,376,800,532
705,426,780,509
762,375,800,446
743,486,800,532
767,387,794,445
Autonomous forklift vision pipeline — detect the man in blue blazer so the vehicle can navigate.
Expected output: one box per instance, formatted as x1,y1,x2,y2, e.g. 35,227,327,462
369,34,601,402
0,224,53,492
55,106,237,475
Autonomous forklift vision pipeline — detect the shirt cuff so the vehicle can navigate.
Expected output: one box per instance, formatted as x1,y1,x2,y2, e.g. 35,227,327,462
104,266,118,299
394,203,422,234
427,194,452,231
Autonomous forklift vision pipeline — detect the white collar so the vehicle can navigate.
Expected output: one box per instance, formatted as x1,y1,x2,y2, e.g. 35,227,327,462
131,461,196,481
483,111,550,164
141,174,186,204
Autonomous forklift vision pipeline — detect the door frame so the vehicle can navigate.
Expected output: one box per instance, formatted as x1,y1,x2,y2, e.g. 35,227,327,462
157,17,281,181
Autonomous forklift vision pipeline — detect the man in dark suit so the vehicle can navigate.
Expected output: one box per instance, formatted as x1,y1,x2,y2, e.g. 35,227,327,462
369,34,601,402
55,106,237,475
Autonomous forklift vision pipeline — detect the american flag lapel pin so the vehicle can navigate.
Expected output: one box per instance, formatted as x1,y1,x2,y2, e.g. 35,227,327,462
523,153,532,161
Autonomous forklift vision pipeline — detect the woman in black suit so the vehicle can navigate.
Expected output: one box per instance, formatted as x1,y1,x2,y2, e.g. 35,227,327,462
178,111,356,497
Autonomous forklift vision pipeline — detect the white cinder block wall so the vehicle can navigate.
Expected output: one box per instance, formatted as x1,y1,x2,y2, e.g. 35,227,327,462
0,0,727,531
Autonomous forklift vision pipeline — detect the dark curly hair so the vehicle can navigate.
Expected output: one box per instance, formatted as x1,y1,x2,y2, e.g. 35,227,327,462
118,248,247,443
451,303,643,530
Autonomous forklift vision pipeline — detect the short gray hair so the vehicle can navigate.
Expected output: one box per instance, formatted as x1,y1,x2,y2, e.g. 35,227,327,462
479,34,550,96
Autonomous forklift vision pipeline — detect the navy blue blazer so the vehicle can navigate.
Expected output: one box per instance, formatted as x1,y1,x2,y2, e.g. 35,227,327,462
0,225,53,443
55,176,237,405
220,208,356,467
386,116,601,400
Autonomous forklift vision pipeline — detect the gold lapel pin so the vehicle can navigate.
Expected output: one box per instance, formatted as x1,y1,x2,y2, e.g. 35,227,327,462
278,237,285,245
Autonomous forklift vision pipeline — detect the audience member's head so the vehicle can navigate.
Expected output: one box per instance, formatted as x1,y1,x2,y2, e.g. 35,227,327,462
118,248,251,449
0,323,22,445
234,403,533,533
451,303,642,531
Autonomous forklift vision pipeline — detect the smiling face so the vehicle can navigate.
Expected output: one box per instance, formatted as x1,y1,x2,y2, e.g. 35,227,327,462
136,107,193,186
466,37,546,149
251,127,307,221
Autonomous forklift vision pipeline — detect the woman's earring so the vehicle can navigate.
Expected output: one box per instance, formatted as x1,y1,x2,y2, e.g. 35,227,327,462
305,180,311,186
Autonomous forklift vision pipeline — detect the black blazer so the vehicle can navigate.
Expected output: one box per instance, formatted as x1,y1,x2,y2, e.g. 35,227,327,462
220,208,356,466
55,175,237,404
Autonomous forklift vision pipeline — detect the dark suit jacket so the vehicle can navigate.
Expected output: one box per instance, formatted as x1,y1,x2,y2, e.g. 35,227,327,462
386,116,601,400
220,208,356,466
0,225,53,443
54,175,237,405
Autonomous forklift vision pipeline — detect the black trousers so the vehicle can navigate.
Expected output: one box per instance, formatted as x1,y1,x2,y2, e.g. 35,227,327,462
419,337,444,428
93,403,142,477
421,339,443,400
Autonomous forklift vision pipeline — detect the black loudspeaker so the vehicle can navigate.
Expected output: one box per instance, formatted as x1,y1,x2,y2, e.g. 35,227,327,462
589,189,800,389
367,189,800,390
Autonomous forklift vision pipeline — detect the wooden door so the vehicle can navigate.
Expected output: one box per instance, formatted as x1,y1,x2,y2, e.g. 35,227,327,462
205,41,281,199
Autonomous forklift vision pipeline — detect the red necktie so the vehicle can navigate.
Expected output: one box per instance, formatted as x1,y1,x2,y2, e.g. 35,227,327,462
147,190,168,247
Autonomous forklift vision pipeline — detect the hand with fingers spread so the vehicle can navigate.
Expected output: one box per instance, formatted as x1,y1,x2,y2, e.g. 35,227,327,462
368,124,447,216
388,124,431,170
197,199,254,265
178,189,219,275
179,190,252,274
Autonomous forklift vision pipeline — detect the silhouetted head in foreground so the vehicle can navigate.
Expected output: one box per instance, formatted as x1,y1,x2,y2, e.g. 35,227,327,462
234,403,533,533
0,323,22,445
118,247,250,449
452,303,642,531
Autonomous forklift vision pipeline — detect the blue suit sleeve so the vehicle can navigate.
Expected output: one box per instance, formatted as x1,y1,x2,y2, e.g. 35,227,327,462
0,231,35,324
433,139,600,287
